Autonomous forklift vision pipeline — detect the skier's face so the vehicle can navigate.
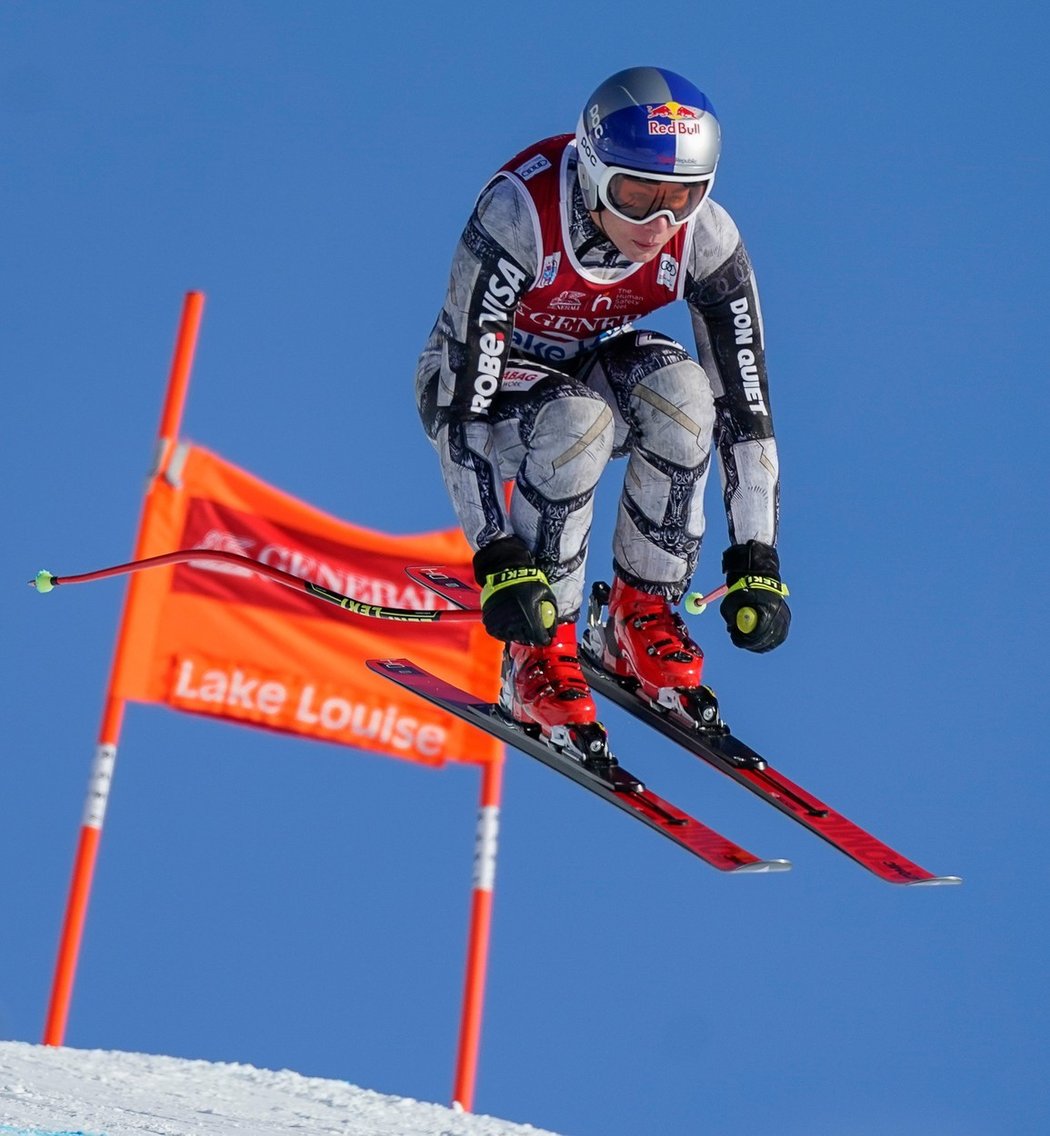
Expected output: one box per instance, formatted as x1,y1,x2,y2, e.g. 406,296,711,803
594,209,682,264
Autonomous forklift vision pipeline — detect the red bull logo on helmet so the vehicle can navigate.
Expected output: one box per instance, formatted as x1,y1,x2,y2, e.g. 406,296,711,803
647,100,705,135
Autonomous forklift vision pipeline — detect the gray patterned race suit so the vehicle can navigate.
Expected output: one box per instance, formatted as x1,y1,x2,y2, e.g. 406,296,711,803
416,152,779,621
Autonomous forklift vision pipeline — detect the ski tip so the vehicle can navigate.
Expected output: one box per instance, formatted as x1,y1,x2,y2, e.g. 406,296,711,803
734,858,793,874
905,874,963,887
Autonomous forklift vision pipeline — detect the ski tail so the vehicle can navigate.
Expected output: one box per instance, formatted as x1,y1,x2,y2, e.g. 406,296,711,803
406,566,481,609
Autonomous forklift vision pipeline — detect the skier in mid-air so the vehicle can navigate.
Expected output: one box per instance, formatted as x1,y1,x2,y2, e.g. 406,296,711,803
416,66,790,751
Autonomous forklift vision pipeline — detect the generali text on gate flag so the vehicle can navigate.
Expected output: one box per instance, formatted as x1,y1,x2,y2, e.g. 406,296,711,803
109,444,502,767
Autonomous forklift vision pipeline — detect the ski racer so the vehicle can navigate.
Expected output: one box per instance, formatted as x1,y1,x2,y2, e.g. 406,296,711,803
415,66,790,749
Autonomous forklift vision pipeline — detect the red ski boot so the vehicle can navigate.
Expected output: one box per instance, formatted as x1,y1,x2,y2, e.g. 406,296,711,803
601,577,722,727
500,621,612,767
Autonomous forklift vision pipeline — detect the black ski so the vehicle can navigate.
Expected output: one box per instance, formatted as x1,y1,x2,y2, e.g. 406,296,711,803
368,658,789,875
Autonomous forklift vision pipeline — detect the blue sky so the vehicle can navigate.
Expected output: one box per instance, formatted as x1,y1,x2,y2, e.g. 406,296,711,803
3,4,1049,1134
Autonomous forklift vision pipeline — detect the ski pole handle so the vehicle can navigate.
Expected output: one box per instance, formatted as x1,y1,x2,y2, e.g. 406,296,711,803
29,550,482,625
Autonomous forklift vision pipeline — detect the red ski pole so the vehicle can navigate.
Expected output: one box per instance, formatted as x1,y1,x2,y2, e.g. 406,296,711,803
30,550,482,625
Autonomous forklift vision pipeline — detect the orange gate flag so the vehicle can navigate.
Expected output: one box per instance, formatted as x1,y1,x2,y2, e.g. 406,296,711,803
108,442,502,767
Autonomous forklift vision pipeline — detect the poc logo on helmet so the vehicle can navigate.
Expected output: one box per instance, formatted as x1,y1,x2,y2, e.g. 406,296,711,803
588,103,604,137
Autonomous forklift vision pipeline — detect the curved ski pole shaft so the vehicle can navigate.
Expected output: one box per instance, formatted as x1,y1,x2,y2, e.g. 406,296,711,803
29,550,481,625
409,566,732,621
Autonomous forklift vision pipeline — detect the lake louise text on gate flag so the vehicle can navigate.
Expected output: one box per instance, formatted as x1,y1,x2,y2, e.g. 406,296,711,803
109,443,502,767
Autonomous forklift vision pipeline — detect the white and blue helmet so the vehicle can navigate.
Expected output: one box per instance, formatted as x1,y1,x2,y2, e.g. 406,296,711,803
575,67,721,225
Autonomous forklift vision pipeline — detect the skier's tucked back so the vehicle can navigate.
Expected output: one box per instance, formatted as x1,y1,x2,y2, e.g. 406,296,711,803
416,66,790,757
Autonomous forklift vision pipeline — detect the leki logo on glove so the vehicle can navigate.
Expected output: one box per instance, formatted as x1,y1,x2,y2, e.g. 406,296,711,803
727,575,789,598
481,566,548,602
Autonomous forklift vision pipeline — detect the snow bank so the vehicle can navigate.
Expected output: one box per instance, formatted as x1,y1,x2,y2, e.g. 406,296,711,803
0,1042,564,1136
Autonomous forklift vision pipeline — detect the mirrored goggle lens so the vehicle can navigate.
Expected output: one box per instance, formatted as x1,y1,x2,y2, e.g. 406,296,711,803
605,173,710,224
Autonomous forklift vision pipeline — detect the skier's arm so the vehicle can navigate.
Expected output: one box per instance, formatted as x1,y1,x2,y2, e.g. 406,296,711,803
416,177,538,551
684,203,780,549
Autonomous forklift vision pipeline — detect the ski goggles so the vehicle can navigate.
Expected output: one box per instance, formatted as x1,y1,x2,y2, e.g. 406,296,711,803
600,170,712,225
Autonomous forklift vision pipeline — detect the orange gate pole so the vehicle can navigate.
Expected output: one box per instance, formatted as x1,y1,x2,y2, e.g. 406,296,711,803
43,291,205,1045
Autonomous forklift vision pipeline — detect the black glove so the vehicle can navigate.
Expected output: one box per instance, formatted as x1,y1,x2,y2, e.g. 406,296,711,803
719,541,790,653
472,536,558,646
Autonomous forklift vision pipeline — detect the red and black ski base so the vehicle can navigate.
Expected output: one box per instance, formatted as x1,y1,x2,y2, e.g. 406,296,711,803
404,566,961,887
577,651,961,887
368,658,790,876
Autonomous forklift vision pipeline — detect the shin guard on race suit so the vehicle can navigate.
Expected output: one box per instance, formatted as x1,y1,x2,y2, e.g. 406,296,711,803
602,576,705,698
500,621,597,733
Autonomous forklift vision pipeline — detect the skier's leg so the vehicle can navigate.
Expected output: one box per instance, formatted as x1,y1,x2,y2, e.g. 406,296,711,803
582,332,716,697
419,365,614,734
490,369,614,734
419,363,614,619
584,331,716,596
496,371,614,623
